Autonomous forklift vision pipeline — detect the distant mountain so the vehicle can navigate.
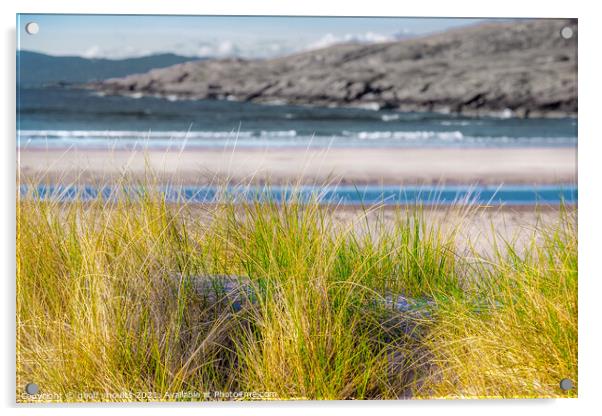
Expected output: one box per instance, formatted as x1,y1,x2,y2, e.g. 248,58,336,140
17,51,200,86
91,19,577,118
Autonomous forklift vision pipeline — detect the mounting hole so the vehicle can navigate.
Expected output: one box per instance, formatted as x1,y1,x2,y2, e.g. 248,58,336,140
25,22,39,35
560,26,573,40
25,382,39,395
559,378,574,391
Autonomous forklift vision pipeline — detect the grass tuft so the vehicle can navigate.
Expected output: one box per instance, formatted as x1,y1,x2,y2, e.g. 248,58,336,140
16,180,577,401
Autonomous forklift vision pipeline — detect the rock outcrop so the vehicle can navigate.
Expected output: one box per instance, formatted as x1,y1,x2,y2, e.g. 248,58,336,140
90,19,577,117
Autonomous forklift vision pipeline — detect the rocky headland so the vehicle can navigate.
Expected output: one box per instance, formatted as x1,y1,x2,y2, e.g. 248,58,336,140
89,19,577,118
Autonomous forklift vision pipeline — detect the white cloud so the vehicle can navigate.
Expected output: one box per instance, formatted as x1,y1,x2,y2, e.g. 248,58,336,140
82,45,102,59
81,45,152,59
176,32,401,59
76,30,411,60
305,31,397,50
216,40,235,56
175,38,294,59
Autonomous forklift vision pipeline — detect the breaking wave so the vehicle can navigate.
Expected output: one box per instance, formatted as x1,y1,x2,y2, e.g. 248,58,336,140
18,129,577,149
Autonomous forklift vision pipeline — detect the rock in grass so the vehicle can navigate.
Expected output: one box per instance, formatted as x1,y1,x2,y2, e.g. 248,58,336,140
178,274,436,318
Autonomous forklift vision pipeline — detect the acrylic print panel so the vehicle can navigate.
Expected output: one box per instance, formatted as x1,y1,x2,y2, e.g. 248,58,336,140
16,14,577,402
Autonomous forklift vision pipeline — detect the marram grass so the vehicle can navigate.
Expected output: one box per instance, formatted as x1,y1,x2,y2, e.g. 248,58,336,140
16,183,577,401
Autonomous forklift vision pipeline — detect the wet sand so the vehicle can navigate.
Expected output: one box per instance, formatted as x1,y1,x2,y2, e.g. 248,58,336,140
18,147,576,186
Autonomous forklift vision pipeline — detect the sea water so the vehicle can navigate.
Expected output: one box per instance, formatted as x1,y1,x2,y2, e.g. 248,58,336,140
17,86,577,150
19,184,577,206
17,86,577,206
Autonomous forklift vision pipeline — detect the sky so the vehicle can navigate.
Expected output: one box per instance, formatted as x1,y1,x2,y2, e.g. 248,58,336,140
17,14,487,59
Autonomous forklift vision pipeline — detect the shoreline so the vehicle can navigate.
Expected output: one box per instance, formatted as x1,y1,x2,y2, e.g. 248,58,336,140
18,146,577,186
83,87,578,119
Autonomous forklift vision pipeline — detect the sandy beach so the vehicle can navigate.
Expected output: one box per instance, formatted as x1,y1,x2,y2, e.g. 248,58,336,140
18,147,576,186
18,145,576,255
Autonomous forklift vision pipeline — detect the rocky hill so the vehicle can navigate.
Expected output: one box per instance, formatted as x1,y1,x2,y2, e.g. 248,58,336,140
90,19,577,118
